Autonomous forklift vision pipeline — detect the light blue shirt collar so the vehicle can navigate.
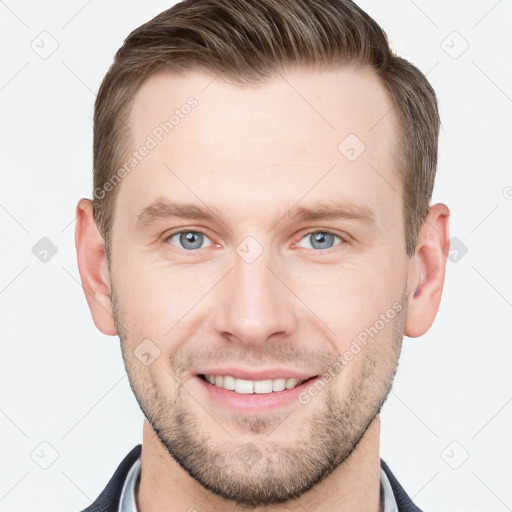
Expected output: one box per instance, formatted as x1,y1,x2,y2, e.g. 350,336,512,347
118,455,140,512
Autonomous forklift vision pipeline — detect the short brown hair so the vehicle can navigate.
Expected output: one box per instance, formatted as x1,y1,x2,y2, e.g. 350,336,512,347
93,0,440,258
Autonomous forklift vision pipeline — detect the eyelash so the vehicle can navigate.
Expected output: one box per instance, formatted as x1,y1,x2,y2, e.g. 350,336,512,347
164,228,346,253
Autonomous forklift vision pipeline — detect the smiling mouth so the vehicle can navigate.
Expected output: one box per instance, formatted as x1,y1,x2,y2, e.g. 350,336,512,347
198,374,318,394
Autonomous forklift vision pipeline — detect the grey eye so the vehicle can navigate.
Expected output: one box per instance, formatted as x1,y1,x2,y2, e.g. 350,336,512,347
168,231,211,250
297,231,342,250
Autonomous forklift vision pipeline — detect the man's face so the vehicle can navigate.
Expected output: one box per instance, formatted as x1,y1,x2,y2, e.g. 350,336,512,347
110,67,411,506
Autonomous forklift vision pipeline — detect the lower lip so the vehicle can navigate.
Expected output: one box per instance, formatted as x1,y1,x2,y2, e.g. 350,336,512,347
195,375,319,413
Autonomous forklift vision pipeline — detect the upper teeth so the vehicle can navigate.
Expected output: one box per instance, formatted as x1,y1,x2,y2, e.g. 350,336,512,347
204,375,304,394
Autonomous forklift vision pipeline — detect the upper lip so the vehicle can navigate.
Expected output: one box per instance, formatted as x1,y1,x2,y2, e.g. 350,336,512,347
197,368,319,381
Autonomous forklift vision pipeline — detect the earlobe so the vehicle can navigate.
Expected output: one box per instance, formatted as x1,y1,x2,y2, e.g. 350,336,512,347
405,203,450,338
75,198,117,336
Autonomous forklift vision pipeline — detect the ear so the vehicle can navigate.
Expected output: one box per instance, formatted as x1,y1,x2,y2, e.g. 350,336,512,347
75,198,117,335
405,203,450,338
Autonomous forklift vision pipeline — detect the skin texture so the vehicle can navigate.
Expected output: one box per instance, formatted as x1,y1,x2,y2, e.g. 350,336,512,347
75,66,450,511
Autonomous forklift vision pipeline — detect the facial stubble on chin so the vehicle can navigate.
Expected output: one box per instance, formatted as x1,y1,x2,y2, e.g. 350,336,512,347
111,282,407,507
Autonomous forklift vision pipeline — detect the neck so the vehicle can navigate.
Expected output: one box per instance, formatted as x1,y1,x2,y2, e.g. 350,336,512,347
137,415,382,512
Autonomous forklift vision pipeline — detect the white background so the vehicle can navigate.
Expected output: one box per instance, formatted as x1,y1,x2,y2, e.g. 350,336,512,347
0,1,511,510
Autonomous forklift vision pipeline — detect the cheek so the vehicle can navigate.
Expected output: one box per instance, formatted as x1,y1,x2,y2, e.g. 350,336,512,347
291,259,403,329
112,252,208,334
287,258,406,384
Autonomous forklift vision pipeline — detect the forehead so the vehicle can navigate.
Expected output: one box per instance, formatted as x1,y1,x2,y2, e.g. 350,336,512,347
129,65,398,152
121,66,401,226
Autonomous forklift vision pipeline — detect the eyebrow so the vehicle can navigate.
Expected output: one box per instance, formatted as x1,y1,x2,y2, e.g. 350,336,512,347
136,199,221,225
136,198,376,227
286,202,375,224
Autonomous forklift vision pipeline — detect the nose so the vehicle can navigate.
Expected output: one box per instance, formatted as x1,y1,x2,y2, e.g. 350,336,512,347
212,248,299,347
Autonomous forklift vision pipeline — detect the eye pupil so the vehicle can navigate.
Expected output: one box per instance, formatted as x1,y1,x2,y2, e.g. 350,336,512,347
180,231,203,250
309,231,335,249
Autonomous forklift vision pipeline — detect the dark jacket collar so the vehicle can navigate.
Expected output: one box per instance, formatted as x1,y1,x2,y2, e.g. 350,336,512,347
80,445,422,512
80,444,142,512
380,458,423,512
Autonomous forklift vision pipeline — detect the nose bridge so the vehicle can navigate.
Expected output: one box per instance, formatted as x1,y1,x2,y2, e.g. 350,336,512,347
212,242,298,345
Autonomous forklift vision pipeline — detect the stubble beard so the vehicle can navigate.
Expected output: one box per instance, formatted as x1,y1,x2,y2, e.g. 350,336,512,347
112,284,406,507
